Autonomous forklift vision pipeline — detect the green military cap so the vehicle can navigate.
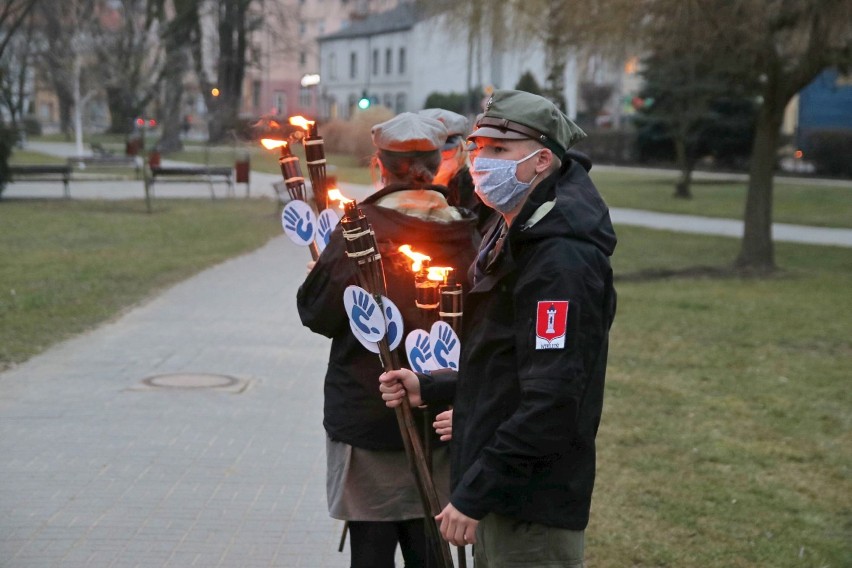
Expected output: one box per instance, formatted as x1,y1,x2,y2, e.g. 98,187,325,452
372,112,448,154
417,108,469,150
468,89,586,158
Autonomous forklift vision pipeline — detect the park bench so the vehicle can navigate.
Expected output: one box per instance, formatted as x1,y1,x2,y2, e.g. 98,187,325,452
7,164,72,198
68,155,142,179
146,165,235,197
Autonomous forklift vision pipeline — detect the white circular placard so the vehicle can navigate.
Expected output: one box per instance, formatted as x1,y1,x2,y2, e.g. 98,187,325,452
429,321,461,370
281,200,317,246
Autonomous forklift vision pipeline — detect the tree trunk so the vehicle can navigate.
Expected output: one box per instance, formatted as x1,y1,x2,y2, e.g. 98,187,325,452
105,87,137,136
156,40,188,153
673,132,693,199
735,99,782,272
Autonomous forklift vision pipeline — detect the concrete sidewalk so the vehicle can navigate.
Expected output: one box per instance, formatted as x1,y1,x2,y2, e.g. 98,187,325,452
0,236,353,567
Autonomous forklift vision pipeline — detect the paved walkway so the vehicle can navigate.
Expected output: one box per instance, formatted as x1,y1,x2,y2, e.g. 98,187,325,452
0,236,355,567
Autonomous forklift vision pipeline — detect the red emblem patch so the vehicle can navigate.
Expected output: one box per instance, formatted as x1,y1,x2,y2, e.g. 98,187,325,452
536,301,569,350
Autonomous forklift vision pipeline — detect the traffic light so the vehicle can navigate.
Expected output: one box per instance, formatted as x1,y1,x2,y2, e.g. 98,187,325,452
358,91,371,110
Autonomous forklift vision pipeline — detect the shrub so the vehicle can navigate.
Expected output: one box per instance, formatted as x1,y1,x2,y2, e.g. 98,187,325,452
576,128,637,165
0,123,19,195
22,116,42,136
321,107,395,165
423,88,483,115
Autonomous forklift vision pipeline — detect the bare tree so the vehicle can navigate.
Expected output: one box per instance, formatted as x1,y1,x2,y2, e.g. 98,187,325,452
0,5,39,132
37,0,99,139
725,0,852,272
92,0,164,135
0,0,40,60
421,0,637,113
0,0,41,193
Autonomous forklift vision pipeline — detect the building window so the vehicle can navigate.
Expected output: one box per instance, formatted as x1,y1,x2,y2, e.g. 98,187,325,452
372,49,379,76
329,53,337,80
299,21,306,36
383,93,392,108
300,86,312,108
350,51,357,79
395,92,406,113
385,48,392,75
274,92,287,116
398,47,406,74
252,79,262,109
299,51,307,67
348,93,357,118
318,20,325,35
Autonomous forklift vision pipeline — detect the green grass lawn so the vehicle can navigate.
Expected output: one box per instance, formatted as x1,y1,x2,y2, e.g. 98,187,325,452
0,199,280,370
592,170,852,229
591,228,852,567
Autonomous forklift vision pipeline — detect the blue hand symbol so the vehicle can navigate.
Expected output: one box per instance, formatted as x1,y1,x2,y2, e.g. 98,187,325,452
318,213,333,247
433,326,458,369
284,207,314,241
409,334,433,374
385,306,398,346
351,289,380,335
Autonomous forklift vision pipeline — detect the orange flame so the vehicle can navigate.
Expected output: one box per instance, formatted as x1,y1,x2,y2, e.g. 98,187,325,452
289,115,315,131
398,245,431,273
327,188,353,209
260,138,288,150
427,267,453,282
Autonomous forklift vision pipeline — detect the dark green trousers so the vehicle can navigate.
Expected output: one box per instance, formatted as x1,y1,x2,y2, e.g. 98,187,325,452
473,512,585,567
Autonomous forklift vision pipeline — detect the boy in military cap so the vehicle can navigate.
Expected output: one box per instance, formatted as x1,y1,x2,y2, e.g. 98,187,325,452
298,111,480,567
380,90,617,567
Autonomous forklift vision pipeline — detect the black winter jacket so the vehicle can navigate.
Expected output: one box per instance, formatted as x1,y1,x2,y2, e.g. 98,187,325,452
296,184,480,450
420,156,617,530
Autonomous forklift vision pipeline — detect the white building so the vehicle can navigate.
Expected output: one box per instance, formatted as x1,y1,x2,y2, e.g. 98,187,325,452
316,3,576,120
244,0,401,120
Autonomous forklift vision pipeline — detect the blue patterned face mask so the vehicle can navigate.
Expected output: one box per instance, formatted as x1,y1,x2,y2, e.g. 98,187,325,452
471,149,541,213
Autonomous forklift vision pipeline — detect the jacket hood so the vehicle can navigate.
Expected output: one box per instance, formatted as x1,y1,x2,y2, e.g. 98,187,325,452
513,155,616,258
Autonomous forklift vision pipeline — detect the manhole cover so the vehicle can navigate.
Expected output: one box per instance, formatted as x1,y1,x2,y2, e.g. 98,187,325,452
131,373,252,393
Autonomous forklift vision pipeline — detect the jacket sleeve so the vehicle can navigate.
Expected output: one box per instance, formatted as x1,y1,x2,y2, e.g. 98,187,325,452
418,369,458,406
451,241,609,519
296,226,357,338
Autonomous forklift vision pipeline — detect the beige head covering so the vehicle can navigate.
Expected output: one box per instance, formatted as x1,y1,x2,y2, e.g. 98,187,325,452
371,112,448,153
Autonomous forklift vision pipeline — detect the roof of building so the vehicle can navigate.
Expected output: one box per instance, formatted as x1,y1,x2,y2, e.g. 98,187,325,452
318,2,423,41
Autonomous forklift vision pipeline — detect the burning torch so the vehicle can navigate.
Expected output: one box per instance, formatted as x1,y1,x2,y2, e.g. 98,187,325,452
397,244,467,568
289,115,330,212
263,138,347,261
340,200,455,568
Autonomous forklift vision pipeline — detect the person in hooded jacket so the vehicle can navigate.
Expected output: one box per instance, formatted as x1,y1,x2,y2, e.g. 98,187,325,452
418,107,498,236
297,112,480,568
379,90,617,568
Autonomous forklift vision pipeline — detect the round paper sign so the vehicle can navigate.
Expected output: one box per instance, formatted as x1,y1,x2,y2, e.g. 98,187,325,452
343,285,385,343
281,200,317,246
405,329,440,374
429,321,461,370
